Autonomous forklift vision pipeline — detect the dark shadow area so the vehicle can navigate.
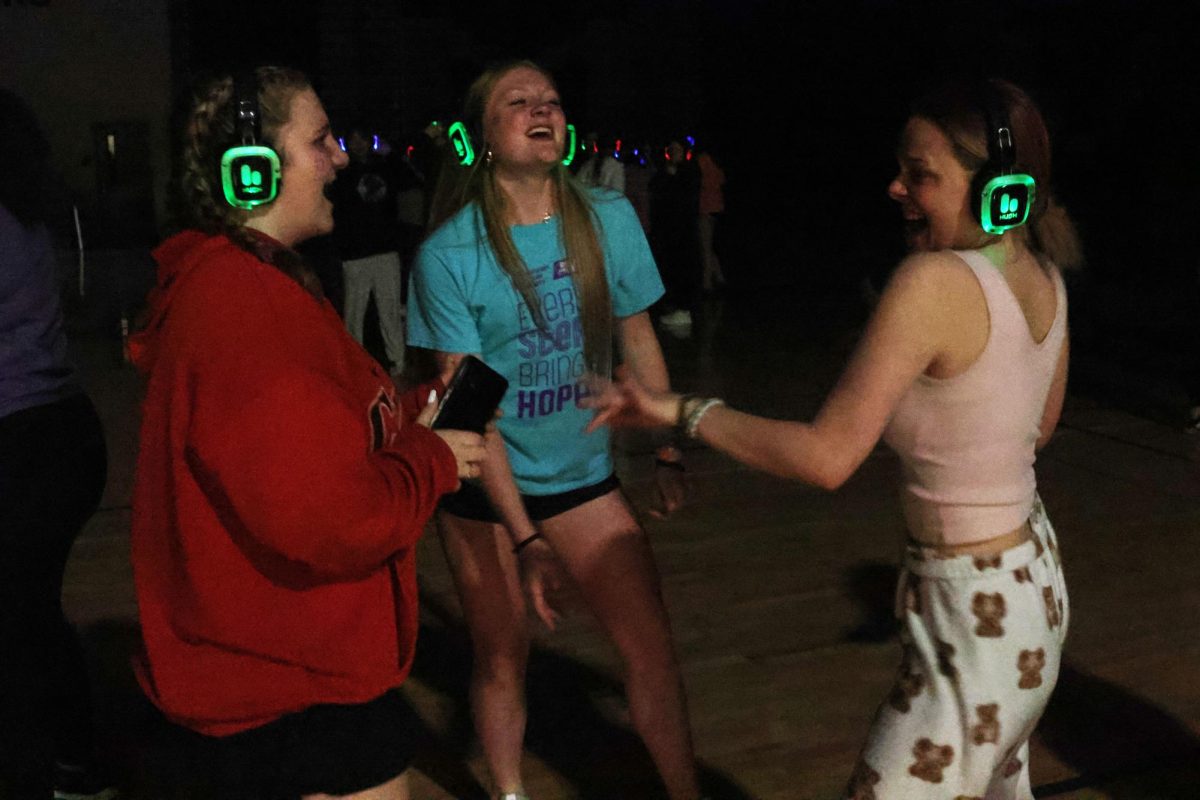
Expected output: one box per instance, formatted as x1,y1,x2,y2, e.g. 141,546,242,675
840,560,900,644
77,618,487,800
77,596,754,800
414,591,756,800
1033,663,1200,797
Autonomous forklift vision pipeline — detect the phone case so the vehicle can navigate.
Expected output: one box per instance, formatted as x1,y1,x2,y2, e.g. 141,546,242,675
431,355,509,434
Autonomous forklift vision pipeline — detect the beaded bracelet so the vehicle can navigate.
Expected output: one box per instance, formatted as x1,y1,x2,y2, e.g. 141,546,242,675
512,532,544,555
675,394,698,431
684,397,725,439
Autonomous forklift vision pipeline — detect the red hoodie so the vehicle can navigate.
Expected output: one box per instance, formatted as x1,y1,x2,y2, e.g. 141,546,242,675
130,230,458,736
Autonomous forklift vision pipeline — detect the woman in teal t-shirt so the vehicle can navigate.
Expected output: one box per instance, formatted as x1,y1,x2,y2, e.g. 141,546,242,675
408,60,703,800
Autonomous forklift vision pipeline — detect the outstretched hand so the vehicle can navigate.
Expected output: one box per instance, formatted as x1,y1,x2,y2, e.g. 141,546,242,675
583,365,679,433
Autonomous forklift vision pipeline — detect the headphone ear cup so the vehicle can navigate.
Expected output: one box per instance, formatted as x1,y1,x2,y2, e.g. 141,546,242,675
447,120,478,166
969,167,993,225
220,145,281,209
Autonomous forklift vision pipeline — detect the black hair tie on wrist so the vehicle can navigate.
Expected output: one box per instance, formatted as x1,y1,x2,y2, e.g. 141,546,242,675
512,532,544,554
655,458,686,472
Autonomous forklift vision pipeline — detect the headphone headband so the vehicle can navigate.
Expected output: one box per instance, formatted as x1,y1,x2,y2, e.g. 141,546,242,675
979,80,1016,172
970,78,1035,234
233,72,262,146
220,69,281,209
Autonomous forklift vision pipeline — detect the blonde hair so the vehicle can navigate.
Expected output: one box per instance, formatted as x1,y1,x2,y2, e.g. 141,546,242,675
174,66,323,297
428,60,613,375
912,78,1083,271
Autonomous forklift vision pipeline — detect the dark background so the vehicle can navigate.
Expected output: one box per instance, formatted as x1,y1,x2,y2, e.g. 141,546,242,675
176,0,1198,418
178,0,1197,289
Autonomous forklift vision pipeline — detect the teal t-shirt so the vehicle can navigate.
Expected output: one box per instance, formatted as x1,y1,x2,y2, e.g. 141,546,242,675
407,189,664,495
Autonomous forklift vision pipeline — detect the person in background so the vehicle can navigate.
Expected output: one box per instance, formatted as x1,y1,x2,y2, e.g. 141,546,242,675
695,140,727,293
624,141,656,234
129,66,485,800
0,85,114,800
592,78,1081,799
332,119,409,374
648,138,702,332
576,132,627,195
409,60,703,800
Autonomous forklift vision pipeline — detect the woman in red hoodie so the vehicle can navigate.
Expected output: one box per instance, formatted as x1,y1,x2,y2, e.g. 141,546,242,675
130,66,486,799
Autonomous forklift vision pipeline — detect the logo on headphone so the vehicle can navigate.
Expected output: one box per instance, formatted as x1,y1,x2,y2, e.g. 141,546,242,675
221,146,281,208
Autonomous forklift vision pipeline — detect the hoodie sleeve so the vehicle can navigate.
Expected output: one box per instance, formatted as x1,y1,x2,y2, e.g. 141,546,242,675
176,255,459,581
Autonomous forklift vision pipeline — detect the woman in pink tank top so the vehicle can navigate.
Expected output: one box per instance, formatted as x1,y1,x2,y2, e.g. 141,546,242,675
591,79,1083,799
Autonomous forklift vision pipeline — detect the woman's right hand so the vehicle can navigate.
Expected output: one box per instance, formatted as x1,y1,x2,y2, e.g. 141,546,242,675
434,429,487,481
417,389,487,481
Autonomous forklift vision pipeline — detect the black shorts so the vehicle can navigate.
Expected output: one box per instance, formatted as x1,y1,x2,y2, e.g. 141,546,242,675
440,474,621,523
151,689,422,799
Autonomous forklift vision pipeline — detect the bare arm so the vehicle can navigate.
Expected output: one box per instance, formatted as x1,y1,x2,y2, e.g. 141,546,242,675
617,311,689,515
599,255,962,490
617,311,670,392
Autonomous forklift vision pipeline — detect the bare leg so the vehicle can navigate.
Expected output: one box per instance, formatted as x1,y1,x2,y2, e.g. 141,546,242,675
540,491,700,800
438,511,531,795
304,771,409,800
698,214,723,292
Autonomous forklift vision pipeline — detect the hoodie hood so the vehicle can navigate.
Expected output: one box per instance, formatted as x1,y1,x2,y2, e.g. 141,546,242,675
129,230,235,374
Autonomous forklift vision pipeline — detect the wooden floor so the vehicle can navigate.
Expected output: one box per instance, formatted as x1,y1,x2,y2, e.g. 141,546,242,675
64,290,1200,799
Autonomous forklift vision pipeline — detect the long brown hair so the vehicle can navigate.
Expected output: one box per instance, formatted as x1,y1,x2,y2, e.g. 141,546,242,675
173,66,323,298
910,78,1083,270
428,60,613,376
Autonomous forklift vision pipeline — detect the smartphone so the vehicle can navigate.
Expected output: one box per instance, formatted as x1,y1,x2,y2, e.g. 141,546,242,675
430,355,509,434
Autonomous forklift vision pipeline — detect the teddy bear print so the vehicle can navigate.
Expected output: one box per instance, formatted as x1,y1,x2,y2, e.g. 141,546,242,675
846,760,881,800
908,738,955,783
970,703,1000,745
1033,535,1045,559
1043,586,1062,629
972,592,1006,637
973,554,1002,571
888,656,926,713
935,638,958,680
1013,566,1032,584
1018,648,1046,689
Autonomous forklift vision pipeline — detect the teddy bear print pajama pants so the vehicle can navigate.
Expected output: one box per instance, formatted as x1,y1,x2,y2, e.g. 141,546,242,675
847,495,1068,800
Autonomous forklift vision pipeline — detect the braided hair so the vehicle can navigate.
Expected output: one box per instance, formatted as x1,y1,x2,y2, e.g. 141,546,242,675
173,66,323,297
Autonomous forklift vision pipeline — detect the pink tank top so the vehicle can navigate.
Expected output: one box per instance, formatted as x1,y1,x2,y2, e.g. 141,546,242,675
882,249,1067,544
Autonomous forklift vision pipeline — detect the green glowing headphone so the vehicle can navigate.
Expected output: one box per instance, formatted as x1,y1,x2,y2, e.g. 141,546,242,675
219,72,282,209
971,80,1036,235
445,120,577,168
